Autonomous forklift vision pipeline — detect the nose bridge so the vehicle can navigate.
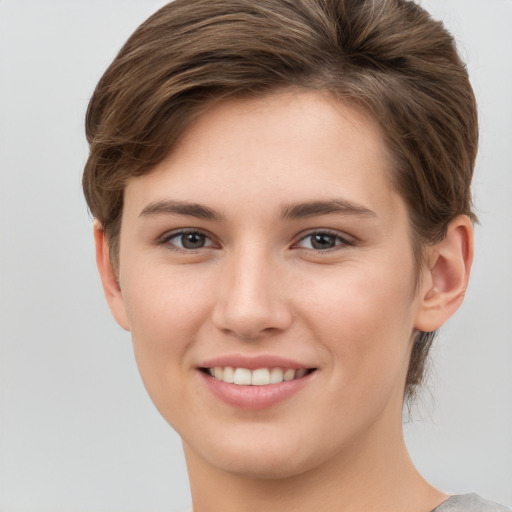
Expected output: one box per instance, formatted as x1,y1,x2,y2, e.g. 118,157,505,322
212,241,292,339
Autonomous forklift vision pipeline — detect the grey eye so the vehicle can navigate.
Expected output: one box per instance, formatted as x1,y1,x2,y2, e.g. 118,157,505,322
165,231,214,250
309,233,337,250
177,232,207,249
295,231,354,251
298,232,339,250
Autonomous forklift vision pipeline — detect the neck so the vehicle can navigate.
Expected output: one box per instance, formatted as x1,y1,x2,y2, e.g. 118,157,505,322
183,414,447,512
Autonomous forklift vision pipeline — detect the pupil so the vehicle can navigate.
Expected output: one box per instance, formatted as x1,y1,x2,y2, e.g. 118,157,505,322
312,233,335,249
182,233,205,249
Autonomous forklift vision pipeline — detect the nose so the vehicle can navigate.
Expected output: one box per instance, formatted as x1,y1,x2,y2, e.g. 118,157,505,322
211,248,293,340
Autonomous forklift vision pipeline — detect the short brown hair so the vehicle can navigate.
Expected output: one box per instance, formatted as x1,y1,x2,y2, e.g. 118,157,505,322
83,0,478,401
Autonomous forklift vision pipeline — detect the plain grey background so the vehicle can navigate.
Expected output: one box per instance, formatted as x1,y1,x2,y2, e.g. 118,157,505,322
0,1,511,511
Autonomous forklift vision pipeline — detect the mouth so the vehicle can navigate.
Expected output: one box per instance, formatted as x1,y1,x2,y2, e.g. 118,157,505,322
198,355,318,409
200,366,317,386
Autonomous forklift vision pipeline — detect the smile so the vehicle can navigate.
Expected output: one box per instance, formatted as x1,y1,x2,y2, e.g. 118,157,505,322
204,366,314,386
199,359,317,409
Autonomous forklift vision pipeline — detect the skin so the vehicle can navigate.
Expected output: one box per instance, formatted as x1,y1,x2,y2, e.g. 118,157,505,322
95,90,473,512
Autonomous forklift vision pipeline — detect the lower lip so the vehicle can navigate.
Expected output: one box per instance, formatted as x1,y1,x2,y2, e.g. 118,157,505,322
200,371,314,410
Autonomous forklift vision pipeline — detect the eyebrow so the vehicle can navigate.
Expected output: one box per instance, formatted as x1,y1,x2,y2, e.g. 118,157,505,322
139,200,224,221
280,199,376,219
139,198,376,222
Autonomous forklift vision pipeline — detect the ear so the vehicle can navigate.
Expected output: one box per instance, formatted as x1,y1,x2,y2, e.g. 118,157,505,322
414,215,474,332
93,220,130,331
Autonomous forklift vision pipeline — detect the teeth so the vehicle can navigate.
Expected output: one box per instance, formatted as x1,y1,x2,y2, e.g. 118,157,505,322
283,368,295,381
251,368,270,386
223,366,234,383
233,368,252,385
208,366,310,386
269,367,284,384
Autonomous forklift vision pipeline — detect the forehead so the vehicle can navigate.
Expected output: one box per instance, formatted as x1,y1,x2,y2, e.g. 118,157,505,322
123,90,400,220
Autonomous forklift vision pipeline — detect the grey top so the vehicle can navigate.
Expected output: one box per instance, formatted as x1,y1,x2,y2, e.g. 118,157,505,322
432,494,511,512
179,494,511,512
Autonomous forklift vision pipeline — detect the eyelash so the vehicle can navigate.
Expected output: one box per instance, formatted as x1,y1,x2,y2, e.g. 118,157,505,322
293,230,355,252
158,229,354,253
158,229,216,252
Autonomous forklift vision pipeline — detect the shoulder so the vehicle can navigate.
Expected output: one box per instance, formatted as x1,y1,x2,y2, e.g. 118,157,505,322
433,494,511,512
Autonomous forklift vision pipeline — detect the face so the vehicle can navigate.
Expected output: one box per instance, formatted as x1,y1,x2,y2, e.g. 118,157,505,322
111,91,427,479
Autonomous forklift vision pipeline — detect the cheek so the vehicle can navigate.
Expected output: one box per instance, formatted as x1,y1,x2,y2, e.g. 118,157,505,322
120,265,214,399
123,263,212,340
299,258,416,382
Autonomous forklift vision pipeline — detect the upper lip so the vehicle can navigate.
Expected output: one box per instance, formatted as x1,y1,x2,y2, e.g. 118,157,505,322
199,354,315,370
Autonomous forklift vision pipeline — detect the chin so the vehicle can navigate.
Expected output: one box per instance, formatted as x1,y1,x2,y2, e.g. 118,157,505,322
181,421,334,481
212,449,315,481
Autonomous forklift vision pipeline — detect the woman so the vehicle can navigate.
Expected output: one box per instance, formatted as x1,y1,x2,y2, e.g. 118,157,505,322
83,0,510,510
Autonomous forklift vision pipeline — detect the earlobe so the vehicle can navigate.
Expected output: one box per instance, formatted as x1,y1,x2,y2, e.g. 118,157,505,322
93,220,131,331
414,215,474,333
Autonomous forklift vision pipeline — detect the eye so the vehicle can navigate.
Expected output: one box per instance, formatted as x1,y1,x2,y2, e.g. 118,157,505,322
161,230,215,250
295,231,353,251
